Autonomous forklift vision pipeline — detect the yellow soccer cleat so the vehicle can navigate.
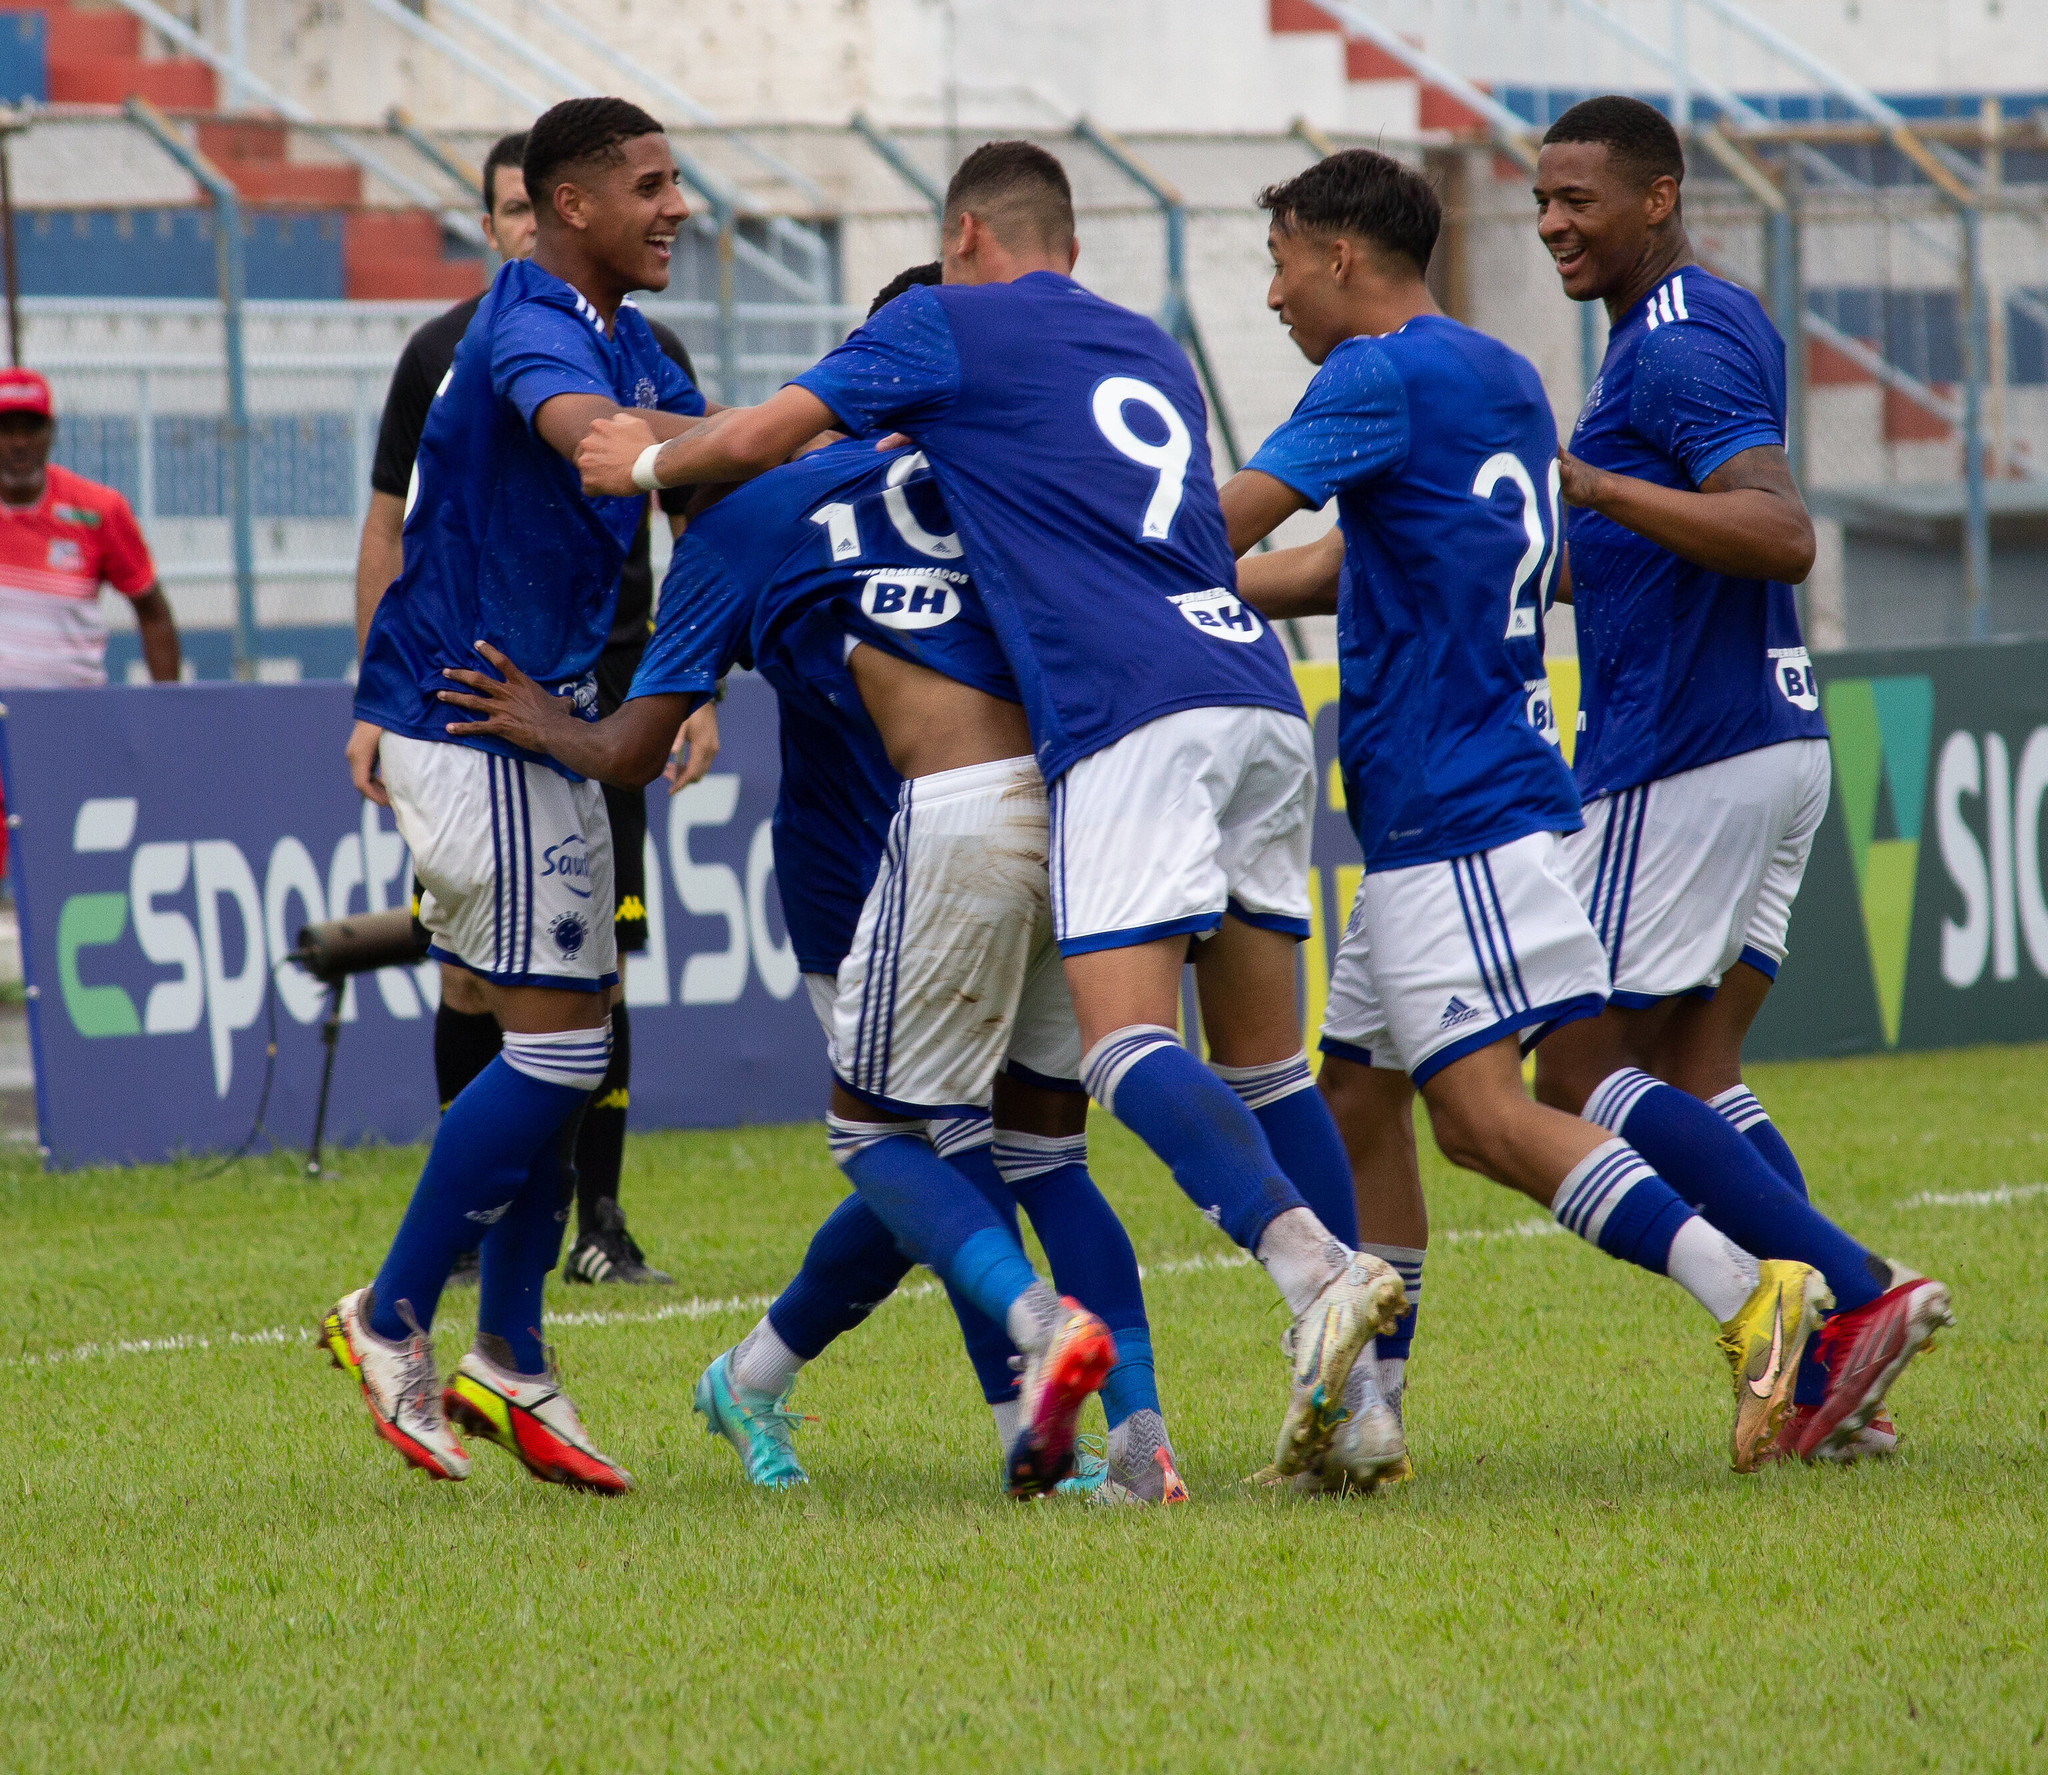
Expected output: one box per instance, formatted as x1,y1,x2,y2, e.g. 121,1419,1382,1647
1259,1254,1407,1484
1717,1259,1832,1473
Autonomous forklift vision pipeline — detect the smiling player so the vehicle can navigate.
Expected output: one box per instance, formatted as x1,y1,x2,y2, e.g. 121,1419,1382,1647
320,98,705,1493
1528,97,1952,1463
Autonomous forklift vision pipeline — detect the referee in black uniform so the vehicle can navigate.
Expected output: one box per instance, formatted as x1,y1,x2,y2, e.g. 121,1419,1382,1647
353,129,716,1285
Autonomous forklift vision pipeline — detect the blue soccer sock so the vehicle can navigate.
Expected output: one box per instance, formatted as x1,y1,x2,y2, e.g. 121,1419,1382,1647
764,1193,915,1362
1360,1241,1424,1391
995,1129,1157,1427
1212,1052,1360,1247
475,1140,572,1375
1587,1069,1882,1313
1082,1026,1309,1252
829,1116,1046,1336
1551,1138,1759,1322
367,1025,608,1343
932,1115,1025,1403
1708,1084,1808,1199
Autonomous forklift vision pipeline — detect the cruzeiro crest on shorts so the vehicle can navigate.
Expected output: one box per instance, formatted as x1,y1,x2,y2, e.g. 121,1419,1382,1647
1168,586,1263,644
550,911,589,958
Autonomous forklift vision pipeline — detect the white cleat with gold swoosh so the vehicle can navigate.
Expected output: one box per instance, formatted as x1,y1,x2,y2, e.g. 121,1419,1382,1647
1718,1260,1832,1473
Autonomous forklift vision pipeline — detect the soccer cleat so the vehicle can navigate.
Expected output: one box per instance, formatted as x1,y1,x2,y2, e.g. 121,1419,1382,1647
1717,1260,1832,1473
442,1347,633,1493
1050,1437,1109,1499
1786,1274,1952,1463
317,1287,469,1481
1298,1353,1409,1494
692,1350,810,1490
1260,1254,1406,1484
1005,1299,1117,1499
1095,1445,1191,1507
563,1198,674,1286
1767,1404,1900,1466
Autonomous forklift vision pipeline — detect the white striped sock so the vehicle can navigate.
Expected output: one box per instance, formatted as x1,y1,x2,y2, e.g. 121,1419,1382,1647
826,1113,921,1167
928,1112,995,1160
1210,1052,1317,1111
1079,1025,1182,1116
501,1025,612,1092
1582,1066,1661,1135
992,1130,1089,1184
1708,1084,1771,1134
1551,1138,1657,1245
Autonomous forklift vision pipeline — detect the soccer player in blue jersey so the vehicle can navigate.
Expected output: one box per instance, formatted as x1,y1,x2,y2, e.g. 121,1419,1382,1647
443,348,1183,1502
319,98,711,1492
1529,97,1952,1463
576,141,1405,1485
1222,147,1829,1476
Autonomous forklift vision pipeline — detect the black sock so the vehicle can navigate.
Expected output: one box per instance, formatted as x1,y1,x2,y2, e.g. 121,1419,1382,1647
433,1003,502,1112
575,1005,630,1237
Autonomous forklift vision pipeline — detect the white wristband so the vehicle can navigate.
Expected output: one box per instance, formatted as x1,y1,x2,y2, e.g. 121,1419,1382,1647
631,441,664,492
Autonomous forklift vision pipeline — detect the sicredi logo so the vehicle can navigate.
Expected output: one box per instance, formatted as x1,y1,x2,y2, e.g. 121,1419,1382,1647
860,569,960,631
1169,588,1263,644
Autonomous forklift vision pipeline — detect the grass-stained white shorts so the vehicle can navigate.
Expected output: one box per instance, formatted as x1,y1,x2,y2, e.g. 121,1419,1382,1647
380,732,617,993
1047,704,1315,956
831,754,1081,1116
1559,738,1831,1005
1321,830,1609,1084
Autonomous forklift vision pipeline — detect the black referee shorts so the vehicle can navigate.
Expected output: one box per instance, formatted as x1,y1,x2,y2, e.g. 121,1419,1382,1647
604,780,650,955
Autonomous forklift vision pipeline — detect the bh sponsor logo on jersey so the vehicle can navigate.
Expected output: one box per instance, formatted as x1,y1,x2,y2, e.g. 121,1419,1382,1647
1524,677,1560,747
1771,646,1820,712
46,538,83,574
540,832,593,900
857,565,966,632
1169,587,1263,644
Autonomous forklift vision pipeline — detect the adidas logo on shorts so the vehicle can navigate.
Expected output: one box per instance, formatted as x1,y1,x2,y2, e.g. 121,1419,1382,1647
1439,996,1481,1031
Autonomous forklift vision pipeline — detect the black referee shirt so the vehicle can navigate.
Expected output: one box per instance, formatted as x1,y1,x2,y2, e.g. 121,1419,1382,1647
368,292,698,695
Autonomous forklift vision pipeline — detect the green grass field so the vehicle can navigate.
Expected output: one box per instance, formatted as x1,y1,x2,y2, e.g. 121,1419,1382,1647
4,1044,2045,1773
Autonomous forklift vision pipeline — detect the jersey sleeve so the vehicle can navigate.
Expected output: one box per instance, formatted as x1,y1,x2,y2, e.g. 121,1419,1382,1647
370,331,437,497
788,285,961,437
629,533,752,701
1244,338,1409,505
97,492,156,597
491,297,617,430
1629,319,1784,486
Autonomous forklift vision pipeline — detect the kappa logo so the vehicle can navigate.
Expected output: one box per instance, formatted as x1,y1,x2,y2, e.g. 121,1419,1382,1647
1169,587,1263,644
1825,675,1933,1048
550,911,589,958
1438,996,1481,1031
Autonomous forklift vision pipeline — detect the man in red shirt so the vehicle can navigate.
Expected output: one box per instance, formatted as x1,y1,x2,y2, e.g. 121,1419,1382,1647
0,368,180,687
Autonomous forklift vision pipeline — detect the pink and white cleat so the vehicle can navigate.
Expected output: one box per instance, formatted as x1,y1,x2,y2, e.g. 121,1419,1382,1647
1786,1275,1951,1462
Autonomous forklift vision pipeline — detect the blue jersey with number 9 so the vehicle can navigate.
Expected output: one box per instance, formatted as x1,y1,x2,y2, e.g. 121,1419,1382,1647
1248,316,1582,871
792,272,1303,783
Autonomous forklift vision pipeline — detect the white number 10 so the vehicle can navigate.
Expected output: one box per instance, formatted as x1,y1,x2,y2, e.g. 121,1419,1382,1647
1092,376,1191,540
1470,452,1562,640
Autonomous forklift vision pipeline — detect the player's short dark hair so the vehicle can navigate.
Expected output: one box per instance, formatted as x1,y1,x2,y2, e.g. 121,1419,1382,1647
941,140,1075,252
1257,148,1441,275
1542,95,1686,191
523,97,666,220
868,261,941,318
481,131,529,214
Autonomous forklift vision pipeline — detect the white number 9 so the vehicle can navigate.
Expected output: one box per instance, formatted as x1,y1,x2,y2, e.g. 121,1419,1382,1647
1091,376,1191,541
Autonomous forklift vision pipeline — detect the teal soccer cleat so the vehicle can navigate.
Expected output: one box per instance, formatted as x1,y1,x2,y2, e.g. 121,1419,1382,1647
692,1350,811,1489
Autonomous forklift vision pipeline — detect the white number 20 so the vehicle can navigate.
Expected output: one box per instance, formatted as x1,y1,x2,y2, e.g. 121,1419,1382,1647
1092,376,1191,541
1470,452,1562,640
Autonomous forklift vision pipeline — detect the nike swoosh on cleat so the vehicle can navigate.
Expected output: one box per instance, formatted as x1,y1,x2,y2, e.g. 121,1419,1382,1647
1747,1294,1787,1400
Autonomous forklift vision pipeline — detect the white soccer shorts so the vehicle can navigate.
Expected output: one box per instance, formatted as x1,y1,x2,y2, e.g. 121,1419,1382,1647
1320,830,1609,1084
1559,738,1831,1005
380,732,618,992
831,754,1082,1116
1047,703,1315,955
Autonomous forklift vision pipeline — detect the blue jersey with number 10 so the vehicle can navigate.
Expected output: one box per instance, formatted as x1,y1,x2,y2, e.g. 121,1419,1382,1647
792,271,1302,783
1248,316,1581,872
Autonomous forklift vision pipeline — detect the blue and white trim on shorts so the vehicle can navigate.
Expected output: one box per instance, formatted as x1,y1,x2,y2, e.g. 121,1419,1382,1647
841,784,915,1105
1583,784,1657,1007
426,752,616,993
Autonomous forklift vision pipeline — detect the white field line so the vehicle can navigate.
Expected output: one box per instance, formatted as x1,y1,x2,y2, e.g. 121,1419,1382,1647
6,1188,2035,1376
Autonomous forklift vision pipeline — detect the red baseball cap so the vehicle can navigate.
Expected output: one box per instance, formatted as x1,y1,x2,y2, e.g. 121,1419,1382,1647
0,368,52,418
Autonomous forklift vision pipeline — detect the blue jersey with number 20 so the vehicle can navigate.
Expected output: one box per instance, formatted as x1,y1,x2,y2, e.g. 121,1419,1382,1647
1248,316,1581,871
793,272,1302,783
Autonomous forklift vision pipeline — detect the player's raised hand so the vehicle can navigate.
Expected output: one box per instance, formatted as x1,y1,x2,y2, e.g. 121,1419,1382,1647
437,641,574,752
345,719,390,807
1555,444,1609,509
577,412,659,496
